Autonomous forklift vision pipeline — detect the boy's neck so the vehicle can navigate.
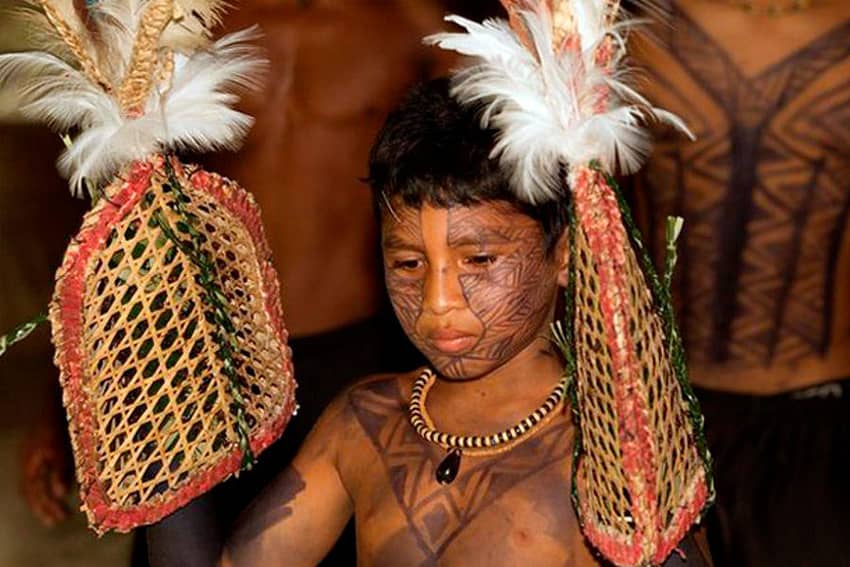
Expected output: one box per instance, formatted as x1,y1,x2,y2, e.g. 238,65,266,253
427,338,564,425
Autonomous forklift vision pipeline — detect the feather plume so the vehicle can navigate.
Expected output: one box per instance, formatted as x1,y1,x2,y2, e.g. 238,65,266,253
84,0,150,83
0,26,266,197
84,0,228,85
427,4,693,204
158,1,231,67
170,0,229,37
1,1,101,73
0,51,116,130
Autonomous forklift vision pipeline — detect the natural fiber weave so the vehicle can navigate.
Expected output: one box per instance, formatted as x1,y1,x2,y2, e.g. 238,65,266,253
117,0,174,113
50,155,295,533
36,0,111,91
569,166,709,566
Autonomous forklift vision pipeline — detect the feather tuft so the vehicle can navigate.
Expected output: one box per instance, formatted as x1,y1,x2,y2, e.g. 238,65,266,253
1,1,99,69
0,26,265,198
427,5,692,204
161,0,230,53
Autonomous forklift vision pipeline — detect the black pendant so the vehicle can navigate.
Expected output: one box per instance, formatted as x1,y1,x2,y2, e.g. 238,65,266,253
436,449,462,485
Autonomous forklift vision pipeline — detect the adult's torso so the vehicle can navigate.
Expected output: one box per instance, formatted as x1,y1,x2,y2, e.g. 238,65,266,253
631,0,850,394
210,1,451,337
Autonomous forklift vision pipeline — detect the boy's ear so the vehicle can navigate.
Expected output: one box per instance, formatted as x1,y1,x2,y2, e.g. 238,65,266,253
556,228,570,287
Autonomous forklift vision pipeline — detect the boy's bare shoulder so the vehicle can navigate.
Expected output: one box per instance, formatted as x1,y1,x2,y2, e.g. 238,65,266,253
347,369,421,407
302,369,423,478
312,369,423,442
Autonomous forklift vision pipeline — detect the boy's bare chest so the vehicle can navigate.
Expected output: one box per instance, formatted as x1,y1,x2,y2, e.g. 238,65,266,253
345,383,595,566
354,473,596,566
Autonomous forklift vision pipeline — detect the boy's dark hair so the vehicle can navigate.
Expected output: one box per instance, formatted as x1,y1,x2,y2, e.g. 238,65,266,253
367,78,569,255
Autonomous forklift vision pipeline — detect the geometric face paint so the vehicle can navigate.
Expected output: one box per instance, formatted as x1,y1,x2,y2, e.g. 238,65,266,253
382,201,563,379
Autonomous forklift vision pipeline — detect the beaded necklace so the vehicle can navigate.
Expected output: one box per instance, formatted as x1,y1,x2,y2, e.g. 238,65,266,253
408,368,567,484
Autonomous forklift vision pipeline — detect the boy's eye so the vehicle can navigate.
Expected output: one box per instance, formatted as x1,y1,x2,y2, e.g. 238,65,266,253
464,254,497,267
391,259,422,271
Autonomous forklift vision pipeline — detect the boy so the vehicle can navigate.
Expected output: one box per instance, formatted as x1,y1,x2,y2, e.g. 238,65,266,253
223,79,710,566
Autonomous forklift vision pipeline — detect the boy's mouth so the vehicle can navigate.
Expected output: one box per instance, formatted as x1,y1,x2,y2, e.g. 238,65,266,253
427,329,477,354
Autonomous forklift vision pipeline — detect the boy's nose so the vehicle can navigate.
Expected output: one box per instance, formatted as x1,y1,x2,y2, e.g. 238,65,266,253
422,264,465,315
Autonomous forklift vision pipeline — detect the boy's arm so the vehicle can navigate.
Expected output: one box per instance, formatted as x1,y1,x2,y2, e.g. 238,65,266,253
222,395,354,567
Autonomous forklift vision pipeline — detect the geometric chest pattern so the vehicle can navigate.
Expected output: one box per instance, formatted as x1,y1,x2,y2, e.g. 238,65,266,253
639,6,850,366
350,378,573,561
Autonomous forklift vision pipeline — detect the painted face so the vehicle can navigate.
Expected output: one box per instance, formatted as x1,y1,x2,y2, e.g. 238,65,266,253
382,201,565,379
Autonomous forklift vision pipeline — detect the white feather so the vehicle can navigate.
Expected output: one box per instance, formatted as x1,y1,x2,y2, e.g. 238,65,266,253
0,52,117,130
0,27,266,197
571,0,607,51
1,1,95,66
427,8,693,204
85,0,148,84
168,0,229,47
89,0,228,84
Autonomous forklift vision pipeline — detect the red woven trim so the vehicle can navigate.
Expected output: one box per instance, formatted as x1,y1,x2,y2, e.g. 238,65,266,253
570,165,659,560
93,411,290,532
579,498,644,566
579,473,709,567
652,472,709,564
52,161,154,529
53,156,295,532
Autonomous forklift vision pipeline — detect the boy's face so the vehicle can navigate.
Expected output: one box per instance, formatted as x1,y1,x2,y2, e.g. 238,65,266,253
382,200,567,379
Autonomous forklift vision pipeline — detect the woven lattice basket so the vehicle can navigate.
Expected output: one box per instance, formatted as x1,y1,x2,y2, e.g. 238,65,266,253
49,155,296,533
567,166,711,566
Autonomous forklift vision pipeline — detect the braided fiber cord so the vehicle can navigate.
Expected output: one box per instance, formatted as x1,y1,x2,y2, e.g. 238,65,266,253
36,0,111,90
117,0,174,114
151,157,256,469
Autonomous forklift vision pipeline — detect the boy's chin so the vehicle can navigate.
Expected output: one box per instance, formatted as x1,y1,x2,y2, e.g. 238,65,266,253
426,356,502,381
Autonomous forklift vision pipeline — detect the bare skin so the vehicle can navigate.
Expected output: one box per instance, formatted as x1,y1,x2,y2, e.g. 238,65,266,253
20,392,73,526
211,0,456,336
224,203,710,566
631,0,850,393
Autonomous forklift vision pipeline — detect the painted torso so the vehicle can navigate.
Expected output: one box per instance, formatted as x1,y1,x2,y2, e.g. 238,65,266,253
340,374,600,566
632,0,850,393
325,372,711,566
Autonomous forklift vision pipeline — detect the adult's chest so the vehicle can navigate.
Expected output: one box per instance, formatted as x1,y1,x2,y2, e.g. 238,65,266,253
636,7,850,201
223,5,428,152
630,5,850,369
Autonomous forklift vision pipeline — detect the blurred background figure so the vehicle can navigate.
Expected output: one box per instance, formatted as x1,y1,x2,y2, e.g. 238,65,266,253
630,1,850,565
0,48,132,567
0,1,502,566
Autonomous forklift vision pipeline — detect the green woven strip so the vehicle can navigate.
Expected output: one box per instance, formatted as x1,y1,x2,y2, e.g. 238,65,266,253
556,196,584,519
664,216,684,297
154,159,256,470
0,312,48,358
